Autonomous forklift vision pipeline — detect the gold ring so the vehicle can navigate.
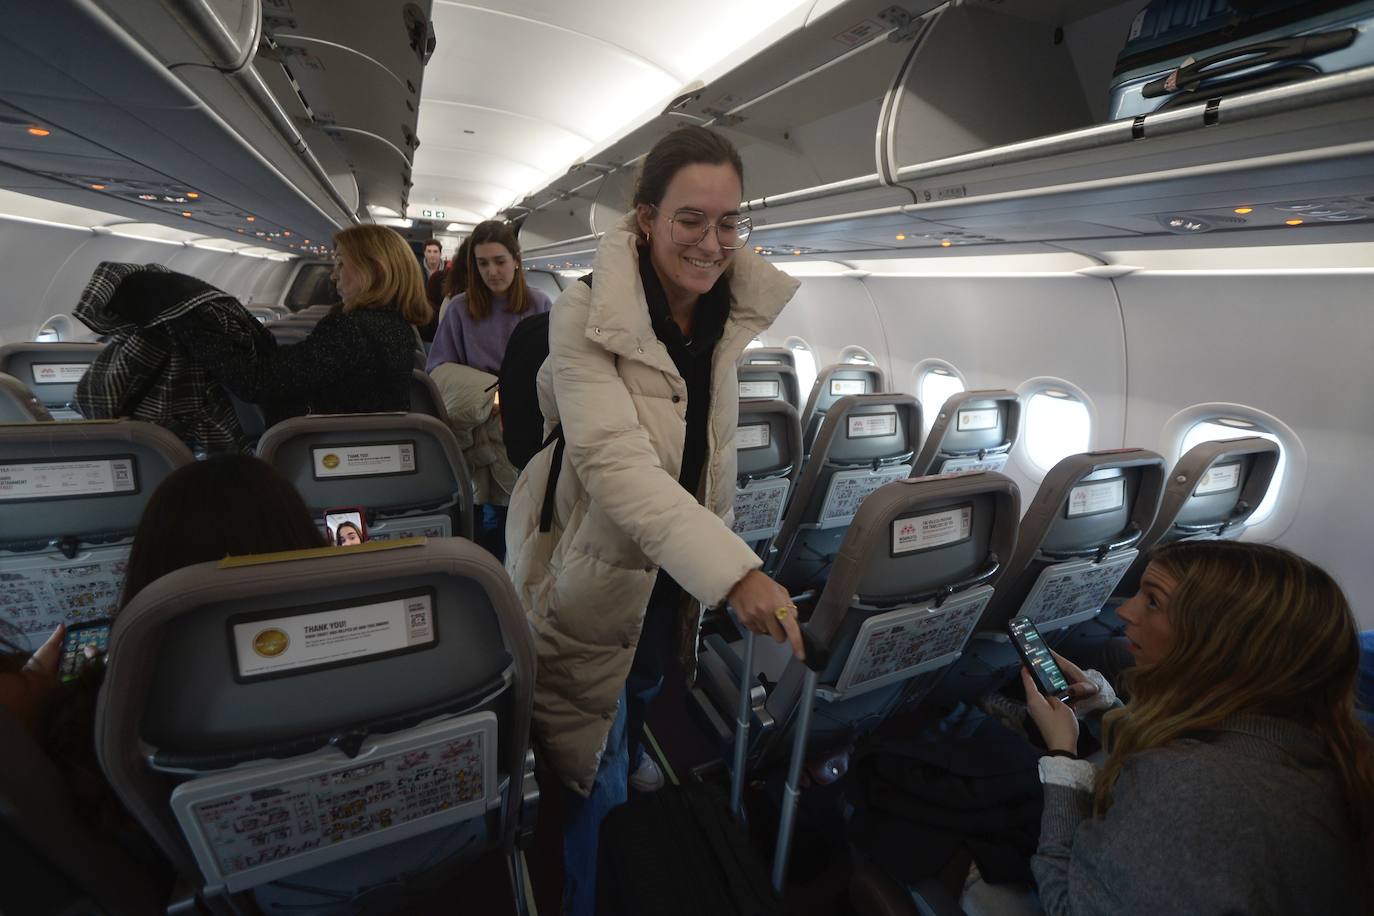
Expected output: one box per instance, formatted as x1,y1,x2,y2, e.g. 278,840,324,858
775,606,791,621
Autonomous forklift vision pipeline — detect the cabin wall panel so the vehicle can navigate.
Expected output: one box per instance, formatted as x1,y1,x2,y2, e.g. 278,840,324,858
1117,273,1374,627
0,220,90,343
765,275,888,372
862,275,1127,501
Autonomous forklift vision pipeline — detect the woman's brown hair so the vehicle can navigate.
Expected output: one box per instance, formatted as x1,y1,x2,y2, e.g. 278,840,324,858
632,126,744,213
443,237,471,300
1096,540,1374,895
464,220,530,322
332,224,431,326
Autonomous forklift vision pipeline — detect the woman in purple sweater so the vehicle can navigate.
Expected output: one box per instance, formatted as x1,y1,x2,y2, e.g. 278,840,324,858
427,220,551,557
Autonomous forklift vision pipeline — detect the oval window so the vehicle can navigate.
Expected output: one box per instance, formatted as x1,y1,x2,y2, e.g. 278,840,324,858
1178,417,1285,524
786,337,818,396
916,364,966,436
1023,387,1092,473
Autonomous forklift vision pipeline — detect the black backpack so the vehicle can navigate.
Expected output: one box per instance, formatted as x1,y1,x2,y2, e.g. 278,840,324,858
498,310,553,470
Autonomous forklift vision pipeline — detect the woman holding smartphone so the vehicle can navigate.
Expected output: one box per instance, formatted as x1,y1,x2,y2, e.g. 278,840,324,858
1021,540,1372,915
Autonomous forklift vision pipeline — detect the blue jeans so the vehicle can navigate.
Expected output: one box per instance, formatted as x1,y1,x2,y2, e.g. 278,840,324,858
561,689,629,916
477,503,508,561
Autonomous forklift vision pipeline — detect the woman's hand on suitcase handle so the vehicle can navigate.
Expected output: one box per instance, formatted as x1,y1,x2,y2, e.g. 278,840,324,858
728,569,805,661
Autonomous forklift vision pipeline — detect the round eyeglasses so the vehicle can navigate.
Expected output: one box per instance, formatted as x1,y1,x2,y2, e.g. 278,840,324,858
653,206,752,250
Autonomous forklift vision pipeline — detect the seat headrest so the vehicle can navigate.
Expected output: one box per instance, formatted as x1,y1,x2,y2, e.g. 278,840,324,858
0,372,52,422
0,342,105,410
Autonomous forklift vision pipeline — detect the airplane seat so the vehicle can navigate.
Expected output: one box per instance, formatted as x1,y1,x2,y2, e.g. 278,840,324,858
911,390,1021,477
768,394,922,595
267,325,311,346
800,363,888,456
738,362,801,412
0,420,195,652
0,372,53,421
1056,436,1279,670
731,398,803,558
0,704,172,914
936,449,1165,704
0,342,106,419
94,537,538,914
740,346,795,370
410,369,452,425
256,412,475,542
245,306,279,324
694,472,1019,770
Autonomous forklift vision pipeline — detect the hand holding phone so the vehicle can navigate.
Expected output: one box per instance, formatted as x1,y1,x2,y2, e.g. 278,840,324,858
1008,616,1072,701
60,619,111,682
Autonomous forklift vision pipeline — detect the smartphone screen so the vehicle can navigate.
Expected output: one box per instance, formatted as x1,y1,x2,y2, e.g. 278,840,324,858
61,620,111,683
324,507,367,546
1008,616,1071,700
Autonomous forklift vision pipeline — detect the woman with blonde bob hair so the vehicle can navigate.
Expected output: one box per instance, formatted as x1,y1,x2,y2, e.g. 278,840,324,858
207,224,429,417
1023,540,1373,915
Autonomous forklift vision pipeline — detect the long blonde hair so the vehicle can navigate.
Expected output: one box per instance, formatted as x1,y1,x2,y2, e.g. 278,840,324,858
332,225,431,325
1096,540,1374,893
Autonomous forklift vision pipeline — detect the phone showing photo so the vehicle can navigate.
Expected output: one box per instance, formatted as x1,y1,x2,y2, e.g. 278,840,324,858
324,507,367,547
61,619,111,683
1008,616,1072,701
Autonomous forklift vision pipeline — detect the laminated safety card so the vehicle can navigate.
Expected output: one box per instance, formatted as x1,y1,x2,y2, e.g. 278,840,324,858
836,587,990,696
1020,549,1139,628
732,478,790,542
171,713,498,892
938,454,1009,475
817,466,910,529
0,545,128,651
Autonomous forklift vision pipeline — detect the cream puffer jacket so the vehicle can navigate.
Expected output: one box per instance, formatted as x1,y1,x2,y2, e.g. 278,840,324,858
428,362,517,506
506,212,800,795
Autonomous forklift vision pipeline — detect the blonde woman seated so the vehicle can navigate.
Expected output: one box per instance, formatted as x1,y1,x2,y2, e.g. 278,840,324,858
1021,540,1372,915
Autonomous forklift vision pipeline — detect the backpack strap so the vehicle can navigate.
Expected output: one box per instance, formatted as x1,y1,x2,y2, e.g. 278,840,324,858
539,424,564,533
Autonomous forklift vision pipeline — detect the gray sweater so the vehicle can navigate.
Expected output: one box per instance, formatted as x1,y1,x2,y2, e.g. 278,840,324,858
1032,714,1362,915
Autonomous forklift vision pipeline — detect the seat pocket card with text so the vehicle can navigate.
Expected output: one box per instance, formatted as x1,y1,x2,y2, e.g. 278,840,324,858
170,712,498,893
817,465,910,529
732,478,791,542
1019,548,1139,630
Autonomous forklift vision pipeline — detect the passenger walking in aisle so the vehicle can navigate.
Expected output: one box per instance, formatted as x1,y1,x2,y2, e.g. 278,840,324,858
427,221,550,560
1020,540,1373,916
503,125,804,916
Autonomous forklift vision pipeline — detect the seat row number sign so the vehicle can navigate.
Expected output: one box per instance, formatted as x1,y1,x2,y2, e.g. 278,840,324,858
892,506,972,555
312,441,416,479
31,363,89,384
232,592,435,680
0,458,136,501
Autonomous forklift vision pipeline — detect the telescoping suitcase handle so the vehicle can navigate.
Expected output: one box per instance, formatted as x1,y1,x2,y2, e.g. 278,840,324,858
1141,27,1356,99
725,599,831,895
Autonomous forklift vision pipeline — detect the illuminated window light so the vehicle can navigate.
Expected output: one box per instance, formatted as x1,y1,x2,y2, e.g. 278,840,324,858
90,183,105,190
1285,218,1304,226
1233,207,1253,215
27,126,50,137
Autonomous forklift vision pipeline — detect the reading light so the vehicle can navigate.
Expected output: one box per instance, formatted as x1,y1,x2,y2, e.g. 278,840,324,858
246,216,256,222
283,230,291,236
895,234,906,241
26,126,50,137
138,194,156,201
180,211,192,217
186,192,199,199
90,183,105,190
941,240,952,248
1285,218,1304,226
1233,207,1253,214
793,250,801,255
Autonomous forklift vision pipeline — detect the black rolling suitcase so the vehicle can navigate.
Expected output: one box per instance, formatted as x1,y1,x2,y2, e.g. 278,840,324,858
598,624,830,916
1108,0,1374,119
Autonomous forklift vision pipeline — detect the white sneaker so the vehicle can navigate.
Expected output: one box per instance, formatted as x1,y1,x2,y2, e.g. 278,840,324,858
629,752,665,793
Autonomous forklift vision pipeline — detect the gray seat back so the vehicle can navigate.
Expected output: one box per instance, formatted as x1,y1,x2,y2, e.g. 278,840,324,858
256,413,475,541
800,363,887,455
981,449,1166,635
94,538,535,898
0,420,194,650
771,394,921,593
737,363,801,412
410,369,451,425
911,390,1021,477
0,372,51,422
764,473,1019,756
740,347,795,370
732,399,803,554
267,325,310,345
1117,436,1280,595
0,342,105,419
245,306,279,324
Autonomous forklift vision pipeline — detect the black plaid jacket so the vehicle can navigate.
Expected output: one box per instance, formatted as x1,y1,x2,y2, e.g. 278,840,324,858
74,263,272,453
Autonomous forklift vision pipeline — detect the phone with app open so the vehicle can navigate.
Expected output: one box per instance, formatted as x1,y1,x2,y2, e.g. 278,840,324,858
61,619,111,682
1008,615,1072,701
324,507,367,546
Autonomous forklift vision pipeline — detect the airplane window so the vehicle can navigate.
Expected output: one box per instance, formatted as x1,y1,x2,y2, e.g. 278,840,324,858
917,365,965,436
35,315,71,342
1023,388,1091,472
786,337,817,395
840,345,876,365
1179,418,1285,525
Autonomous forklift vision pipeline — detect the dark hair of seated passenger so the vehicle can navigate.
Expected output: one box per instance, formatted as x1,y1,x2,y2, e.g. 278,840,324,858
119,454,324,608
443,237,470,300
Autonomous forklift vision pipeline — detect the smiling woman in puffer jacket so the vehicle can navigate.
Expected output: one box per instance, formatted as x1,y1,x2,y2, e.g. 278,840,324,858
504,126,803,915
